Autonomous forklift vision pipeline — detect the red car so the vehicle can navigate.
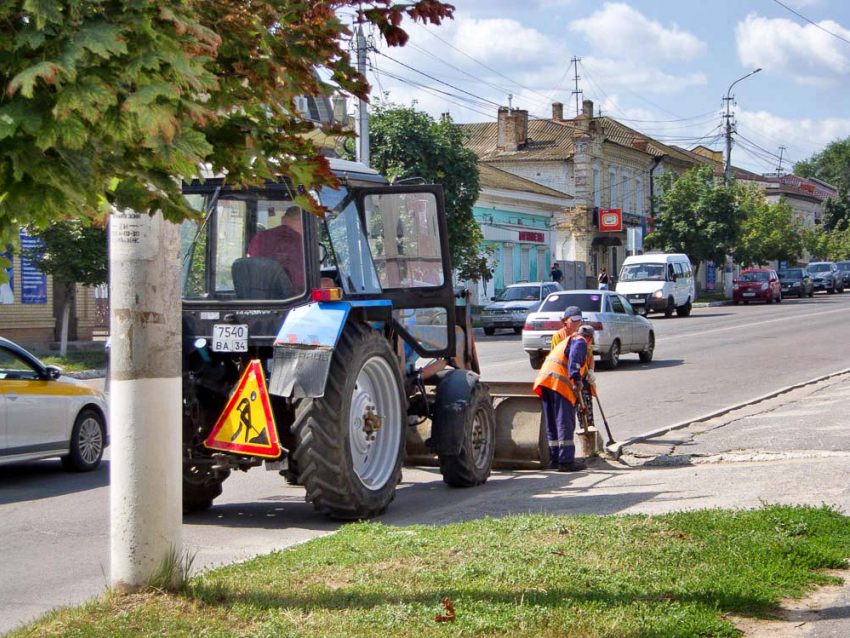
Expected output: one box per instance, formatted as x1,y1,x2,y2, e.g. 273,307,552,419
733,268,782,304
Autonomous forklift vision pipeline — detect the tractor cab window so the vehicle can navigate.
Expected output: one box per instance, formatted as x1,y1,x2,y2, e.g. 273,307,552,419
180,193,307,301
321,192,382,295
363,192,445,289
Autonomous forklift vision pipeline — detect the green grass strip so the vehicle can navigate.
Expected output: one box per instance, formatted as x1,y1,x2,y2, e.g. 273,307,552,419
15,504,850,638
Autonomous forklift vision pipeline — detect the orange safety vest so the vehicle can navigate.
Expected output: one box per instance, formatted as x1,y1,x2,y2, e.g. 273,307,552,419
533,333,589,405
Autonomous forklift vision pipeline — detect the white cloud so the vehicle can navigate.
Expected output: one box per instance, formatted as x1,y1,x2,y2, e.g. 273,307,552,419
736,109,850,164
735,13,850,86
569,2,706,62
582,57,707,95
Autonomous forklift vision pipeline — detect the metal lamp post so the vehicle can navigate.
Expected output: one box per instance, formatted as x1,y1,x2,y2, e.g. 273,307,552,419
723,68,761,185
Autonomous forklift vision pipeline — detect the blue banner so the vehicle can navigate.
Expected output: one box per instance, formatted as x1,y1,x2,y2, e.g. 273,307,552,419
705,260,716,291
20,231,47,304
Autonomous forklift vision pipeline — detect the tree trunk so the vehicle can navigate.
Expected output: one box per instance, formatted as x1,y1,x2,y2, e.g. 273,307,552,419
109,211,182,592
58,283,75,358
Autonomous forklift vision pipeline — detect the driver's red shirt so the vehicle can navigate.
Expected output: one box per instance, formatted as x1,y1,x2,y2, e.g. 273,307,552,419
247,226,305,290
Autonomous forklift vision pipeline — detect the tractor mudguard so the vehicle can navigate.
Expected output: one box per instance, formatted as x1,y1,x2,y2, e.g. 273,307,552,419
268,300,391,399
428,369,480,456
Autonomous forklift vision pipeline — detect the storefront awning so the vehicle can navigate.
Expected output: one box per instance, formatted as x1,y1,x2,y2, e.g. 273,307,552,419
591,236,623,247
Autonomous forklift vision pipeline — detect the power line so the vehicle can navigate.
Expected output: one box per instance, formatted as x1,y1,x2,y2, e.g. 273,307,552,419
405,41,513,97
580,60,688,120
413,23,557,104
769,0,850,47
373,49,503,109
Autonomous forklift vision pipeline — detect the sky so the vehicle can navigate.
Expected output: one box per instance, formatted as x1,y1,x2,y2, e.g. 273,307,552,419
350,0,850,176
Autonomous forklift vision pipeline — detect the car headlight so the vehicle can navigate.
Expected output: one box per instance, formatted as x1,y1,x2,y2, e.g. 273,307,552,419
732,284,739,291
792,282,801,287
759,282,768,290
653,289,664,299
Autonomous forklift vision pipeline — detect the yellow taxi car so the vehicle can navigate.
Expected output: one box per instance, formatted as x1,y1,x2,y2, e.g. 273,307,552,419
0,337,108,471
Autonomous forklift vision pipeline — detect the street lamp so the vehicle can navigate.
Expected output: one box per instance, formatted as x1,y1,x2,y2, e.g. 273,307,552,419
724,68,762,185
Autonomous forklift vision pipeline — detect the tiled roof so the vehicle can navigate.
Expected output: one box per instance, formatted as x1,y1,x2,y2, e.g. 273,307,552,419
669,145,770,182
478,163,571,199
460,119,577,161
596,117,698,165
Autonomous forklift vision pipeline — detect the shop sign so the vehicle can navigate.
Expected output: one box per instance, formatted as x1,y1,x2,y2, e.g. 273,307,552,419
518,231,544,243
598,208,622,232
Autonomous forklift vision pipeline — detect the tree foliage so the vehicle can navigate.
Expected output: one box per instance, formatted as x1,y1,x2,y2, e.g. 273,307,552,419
733,187,804,267
23,221,108,287
365,103,488,281
794,137,850,193
0,0,454,246
644,166,739,278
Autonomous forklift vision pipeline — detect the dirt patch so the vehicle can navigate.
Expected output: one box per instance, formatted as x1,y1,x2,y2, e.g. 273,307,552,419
730,569,848,636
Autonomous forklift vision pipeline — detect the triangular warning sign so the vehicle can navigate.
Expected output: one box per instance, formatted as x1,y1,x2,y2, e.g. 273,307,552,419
204,360,282,458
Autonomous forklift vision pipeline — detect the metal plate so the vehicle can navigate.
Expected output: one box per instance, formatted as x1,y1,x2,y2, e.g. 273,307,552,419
212,324,248,352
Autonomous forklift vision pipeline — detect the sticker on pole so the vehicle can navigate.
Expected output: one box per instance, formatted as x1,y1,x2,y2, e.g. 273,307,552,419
204,360,282,458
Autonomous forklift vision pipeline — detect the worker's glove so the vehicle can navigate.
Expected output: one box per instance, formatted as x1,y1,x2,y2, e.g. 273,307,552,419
586,370,597,387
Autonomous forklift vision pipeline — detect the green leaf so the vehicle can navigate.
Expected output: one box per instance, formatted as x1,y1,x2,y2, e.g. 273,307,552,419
7,61,66,97
123,82,180,112
76,22,128,59
23,0,63,29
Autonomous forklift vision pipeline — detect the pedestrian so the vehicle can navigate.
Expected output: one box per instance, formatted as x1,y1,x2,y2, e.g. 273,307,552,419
550,262,564,285
533,314,592,472
597,267,610,290
551,307,596,431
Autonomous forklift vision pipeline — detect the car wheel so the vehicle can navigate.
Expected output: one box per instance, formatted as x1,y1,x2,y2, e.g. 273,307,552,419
798,289,804,298
676,299,692,317
61,408,106,472
529,352,545,370
483,327,495,336
776,292,782,303
733,300,739,305
839,285,845,294
664,297,675,318
639,332,655,364
766,293,772,304
604,340,621,369
513,327,522,335
744,300,749,305
809,289,814,298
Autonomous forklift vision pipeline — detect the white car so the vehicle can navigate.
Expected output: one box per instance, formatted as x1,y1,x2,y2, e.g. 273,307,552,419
522,289,656,369
0,337,108,471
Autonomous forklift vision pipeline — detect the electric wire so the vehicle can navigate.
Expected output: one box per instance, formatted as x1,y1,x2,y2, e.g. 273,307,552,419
769,0,850,47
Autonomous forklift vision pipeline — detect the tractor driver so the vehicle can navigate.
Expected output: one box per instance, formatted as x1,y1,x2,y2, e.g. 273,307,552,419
247,205,305,292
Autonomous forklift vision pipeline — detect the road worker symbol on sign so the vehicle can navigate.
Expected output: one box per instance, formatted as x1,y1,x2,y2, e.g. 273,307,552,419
204,360,282,458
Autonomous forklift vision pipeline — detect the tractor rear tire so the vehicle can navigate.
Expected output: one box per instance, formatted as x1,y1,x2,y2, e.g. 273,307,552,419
438,382,496,488
292,322,405,520
183,469,230,514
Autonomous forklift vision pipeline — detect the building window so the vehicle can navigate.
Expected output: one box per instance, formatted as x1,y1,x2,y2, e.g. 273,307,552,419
593,167,601,208
621,171,630,211
636,176,644,215
609,168,617,208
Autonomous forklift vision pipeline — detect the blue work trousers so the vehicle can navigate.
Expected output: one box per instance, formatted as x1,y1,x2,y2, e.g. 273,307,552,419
540,386,576,465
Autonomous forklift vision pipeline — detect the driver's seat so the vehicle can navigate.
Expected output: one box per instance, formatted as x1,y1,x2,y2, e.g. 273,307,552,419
232,257,293,300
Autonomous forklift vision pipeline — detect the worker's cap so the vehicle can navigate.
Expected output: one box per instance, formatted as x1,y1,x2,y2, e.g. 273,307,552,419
562,306,583,321
578,325,595,339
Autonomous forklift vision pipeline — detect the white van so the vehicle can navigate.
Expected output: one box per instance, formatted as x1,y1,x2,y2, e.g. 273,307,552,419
616,253,696,317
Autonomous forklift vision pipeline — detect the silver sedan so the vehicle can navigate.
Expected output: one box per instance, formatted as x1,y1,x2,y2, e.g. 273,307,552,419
521,289,656,369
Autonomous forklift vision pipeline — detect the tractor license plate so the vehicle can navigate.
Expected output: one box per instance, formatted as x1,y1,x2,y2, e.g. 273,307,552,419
212,324,248,352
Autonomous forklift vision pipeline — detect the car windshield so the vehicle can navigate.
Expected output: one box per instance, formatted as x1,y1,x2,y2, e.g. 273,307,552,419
539,292,604,313
739,271,768,282
496,286,540,301
808,263,832,273
619,263,665,281
836,262,850,270
778,270,802,279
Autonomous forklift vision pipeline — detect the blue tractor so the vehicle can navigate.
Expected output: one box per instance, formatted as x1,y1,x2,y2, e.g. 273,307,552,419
179,159,511,519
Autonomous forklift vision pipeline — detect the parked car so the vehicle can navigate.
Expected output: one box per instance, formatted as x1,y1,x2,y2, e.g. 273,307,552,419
732,268,781,304
778,268,814,298
0,337,108,471
522,289,655,370
808,262,845,294
616,253,695,317
834,261,850,290
481,281,562,336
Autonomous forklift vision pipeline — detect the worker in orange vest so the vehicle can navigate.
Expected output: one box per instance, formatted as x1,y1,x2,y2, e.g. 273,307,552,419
533,317,593,472
551,307,597,431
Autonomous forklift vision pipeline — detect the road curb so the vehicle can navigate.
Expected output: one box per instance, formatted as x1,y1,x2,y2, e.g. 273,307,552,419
606,366,850,459
66,368,107,380
692,300,732,308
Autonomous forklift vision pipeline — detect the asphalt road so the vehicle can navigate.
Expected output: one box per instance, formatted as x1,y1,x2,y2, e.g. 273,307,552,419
3,292,850,634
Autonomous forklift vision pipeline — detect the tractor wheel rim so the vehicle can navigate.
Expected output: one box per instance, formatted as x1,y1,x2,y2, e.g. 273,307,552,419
78,417,103,465
349,356,402,491
471,407,492,470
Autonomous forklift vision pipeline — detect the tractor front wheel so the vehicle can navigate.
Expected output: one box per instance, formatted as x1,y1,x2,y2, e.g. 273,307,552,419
292,322,405,520
437,382,496,487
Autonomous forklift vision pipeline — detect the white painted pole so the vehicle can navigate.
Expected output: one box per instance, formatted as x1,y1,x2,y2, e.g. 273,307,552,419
109,210,183,591
355,26,370,167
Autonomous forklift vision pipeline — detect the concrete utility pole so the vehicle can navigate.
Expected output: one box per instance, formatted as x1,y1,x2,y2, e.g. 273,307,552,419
110,211,183,591
723,68,761,185
777,145,787,175
570,57,583,118
355,26,370,168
